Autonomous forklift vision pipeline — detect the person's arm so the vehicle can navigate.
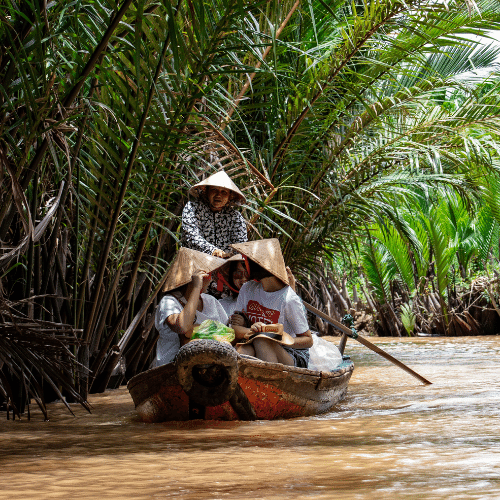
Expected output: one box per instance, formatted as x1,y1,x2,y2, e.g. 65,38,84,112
250,322,314,348
286,266,296,292
229,313,246,327
292,330,314,348
232,324,252,340
283,291,313,348
231,211,248,244
165,270,207,338
212,248,230,258
182,201,219,255
155,296,182,332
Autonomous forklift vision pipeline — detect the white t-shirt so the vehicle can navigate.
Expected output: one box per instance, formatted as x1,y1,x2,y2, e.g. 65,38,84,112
154,293,228,367
234,281,309,337
219,296,238,317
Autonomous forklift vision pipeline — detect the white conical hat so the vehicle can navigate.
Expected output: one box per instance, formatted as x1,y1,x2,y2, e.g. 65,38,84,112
230,239,289,285
162,248,227,293
188,170,245,205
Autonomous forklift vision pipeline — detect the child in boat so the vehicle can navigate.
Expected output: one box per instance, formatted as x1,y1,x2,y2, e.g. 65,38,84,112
154,248,228,367
182,170,248,259
229,239,313,368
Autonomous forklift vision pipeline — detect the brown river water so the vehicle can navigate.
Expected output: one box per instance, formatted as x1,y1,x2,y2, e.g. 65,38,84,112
1,336,499,500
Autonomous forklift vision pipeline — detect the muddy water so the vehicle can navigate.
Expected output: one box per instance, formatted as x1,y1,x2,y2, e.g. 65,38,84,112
1,336,499,500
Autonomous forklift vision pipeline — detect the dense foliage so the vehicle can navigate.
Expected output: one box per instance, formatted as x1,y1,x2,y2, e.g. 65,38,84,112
1,0,500,415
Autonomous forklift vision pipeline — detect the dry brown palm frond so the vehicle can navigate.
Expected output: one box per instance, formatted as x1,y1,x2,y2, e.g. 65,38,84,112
0,295,90,420
0,181,64,271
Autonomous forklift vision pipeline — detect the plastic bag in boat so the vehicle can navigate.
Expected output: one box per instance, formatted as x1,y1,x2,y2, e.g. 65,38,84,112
191,319,235,343
308,333,343,371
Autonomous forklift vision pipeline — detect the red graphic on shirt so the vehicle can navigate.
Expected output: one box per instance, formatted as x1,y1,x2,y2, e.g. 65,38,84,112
246,300,280,325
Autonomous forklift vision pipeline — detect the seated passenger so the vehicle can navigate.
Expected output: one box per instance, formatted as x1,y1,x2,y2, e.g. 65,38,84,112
229,239,313,367
182,170,247,259
217,254,250,317
154,248,227,367
218,254,296,320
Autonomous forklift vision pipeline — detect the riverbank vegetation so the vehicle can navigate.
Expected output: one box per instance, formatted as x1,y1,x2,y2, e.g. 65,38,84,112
1,0,500,416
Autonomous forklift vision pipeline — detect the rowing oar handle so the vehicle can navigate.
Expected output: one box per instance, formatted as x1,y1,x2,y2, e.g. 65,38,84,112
338,332,348,355
303,302,357,337
338,313,354,355
303,301,432,385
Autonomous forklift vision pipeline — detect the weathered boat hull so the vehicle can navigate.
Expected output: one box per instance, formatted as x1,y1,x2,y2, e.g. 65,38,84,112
127,343,354,422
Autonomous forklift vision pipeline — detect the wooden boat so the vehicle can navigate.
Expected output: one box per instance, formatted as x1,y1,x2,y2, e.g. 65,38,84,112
127,339,354,422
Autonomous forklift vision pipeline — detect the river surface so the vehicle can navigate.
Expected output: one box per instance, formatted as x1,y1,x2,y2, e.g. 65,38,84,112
0,336,499,500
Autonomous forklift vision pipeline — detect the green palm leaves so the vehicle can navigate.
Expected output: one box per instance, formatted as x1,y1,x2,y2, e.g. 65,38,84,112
236,0,500,270
361,189,500,334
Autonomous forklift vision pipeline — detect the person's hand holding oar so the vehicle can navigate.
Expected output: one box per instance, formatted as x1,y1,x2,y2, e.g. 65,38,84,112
303,302,431,385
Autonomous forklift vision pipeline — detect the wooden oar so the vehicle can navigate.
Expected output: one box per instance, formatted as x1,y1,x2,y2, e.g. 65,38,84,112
303,302,432,385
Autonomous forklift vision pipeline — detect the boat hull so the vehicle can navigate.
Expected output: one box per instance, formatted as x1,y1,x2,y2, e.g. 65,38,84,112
128,351,354,422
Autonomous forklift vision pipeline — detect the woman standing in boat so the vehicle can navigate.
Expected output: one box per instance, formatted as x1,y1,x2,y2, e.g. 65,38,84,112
182,170,247,258
229,239,313,367
154,248,228,367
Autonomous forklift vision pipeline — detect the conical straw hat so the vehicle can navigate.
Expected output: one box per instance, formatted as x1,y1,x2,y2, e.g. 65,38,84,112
162,248,227,293
237,324,294,347
218,252,245,275
188,170,246,205
230,239,289,285
226,253,245,263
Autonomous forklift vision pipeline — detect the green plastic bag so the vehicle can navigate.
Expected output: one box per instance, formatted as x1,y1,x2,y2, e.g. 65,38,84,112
191,319,235,343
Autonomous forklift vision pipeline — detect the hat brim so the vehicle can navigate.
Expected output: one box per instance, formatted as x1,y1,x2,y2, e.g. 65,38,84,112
225,253,245,262
230,239,289,285
162,248,227,293
188,170,246,205
236,330,295,347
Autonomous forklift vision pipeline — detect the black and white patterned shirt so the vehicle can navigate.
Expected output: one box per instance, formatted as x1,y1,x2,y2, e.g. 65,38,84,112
181,200,248,254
